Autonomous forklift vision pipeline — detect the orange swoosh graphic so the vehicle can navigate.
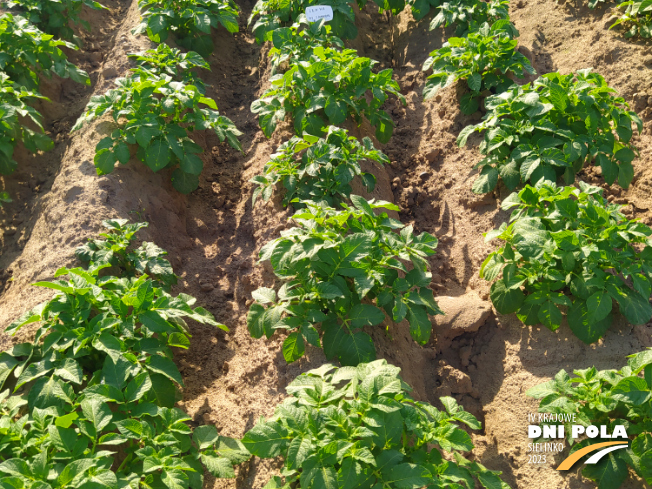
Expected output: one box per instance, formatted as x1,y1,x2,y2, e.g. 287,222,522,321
556,441,627,470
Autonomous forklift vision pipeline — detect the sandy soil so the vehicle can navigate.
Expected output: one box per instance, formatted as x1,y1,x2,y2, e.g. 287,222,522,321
0,0,650,487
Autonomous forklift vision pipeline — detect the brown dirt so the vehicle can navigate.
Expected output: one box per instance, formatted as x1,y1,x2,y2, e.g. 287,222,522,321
1,0,651,488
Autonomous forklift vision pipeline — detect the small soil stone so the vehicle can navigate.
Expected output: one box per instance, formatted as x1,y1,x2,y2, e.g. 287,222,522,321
102,66,118,78
426,149,440,163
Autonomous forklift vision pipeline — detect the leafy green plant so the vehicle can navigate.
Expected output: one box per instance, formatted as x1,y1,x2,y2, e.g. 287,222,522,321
72,70,242,194
0,219,251,489
247,196,441,365
0,73,53,177
527,349,652,489
356,0,408,15
75,219,177,289
481,181,652,343
251,47,405,144
133,0,240,57
430,0,510,36
611,0,652,39
0,14,90,90
4,220,228,397
585,0,612,8
243,360,511,489
267,22,344,74
128,44,210,94
5,0,107,42
251,125,389,208
458,69,642,194
406,0,442,20
423,21,534,114
0,388,250,489
248,0,357,44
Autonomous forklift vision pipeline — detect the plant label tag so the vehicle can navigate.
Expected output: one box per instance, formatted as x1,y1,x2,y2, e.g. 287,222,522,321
305,5,334,22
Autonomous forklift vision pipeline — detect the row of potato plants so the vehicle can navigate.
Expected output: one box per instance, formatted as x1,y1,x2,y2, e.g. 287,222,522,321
247,18,439,366
0,3,248,489
0,220,251,488
417,2,651,488
419,0,648,343
242,8,515,489
72,0,244,193
589,0,652,39
0,5,95,207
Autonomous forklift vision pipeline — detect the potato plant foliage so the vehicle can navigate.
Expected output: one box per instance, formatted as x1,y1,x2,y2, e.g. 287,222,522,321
356,0,409,16
247,197,441,366
611,0,652,39
267,22,344,75
251,45,405,144
481,181,652,343
242,361,511,489
0,14,90,91
0,73,53,177
355,0,444,19
251,126,389,208
134,0,240,57
5,0,107,42
0,220,250,489
128,43,210,94
458,69,642,194
72,67,242,194
423,21,534,114
248,0,357,43
527,349,652,489
429,0,510,36
75,219,178,289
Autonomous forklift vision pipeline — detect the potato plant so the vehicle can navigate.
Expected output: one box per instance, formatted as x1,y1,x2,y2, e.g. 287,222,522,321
527,349,652,488
0,220,250,489
251,126,389,207
407,0,442,20
5,0,107,42
267,22,344,74
133,0,240,57
423,21,534,114
0,73,53,177
243,360,511,489
0,13,90,91
611,0,652,39
251,46,405,143
247,196,441,365
128,43,210,94
75,219,177,289
72,68,242,194
430,0,510,36
481,181,652,343
458,69,642,194
356,0,408,15
248,0,357,43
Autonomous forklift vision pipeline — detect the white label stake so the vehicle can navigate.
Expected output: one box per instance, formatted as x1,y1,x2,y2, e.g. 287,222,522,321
305,5,334,22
